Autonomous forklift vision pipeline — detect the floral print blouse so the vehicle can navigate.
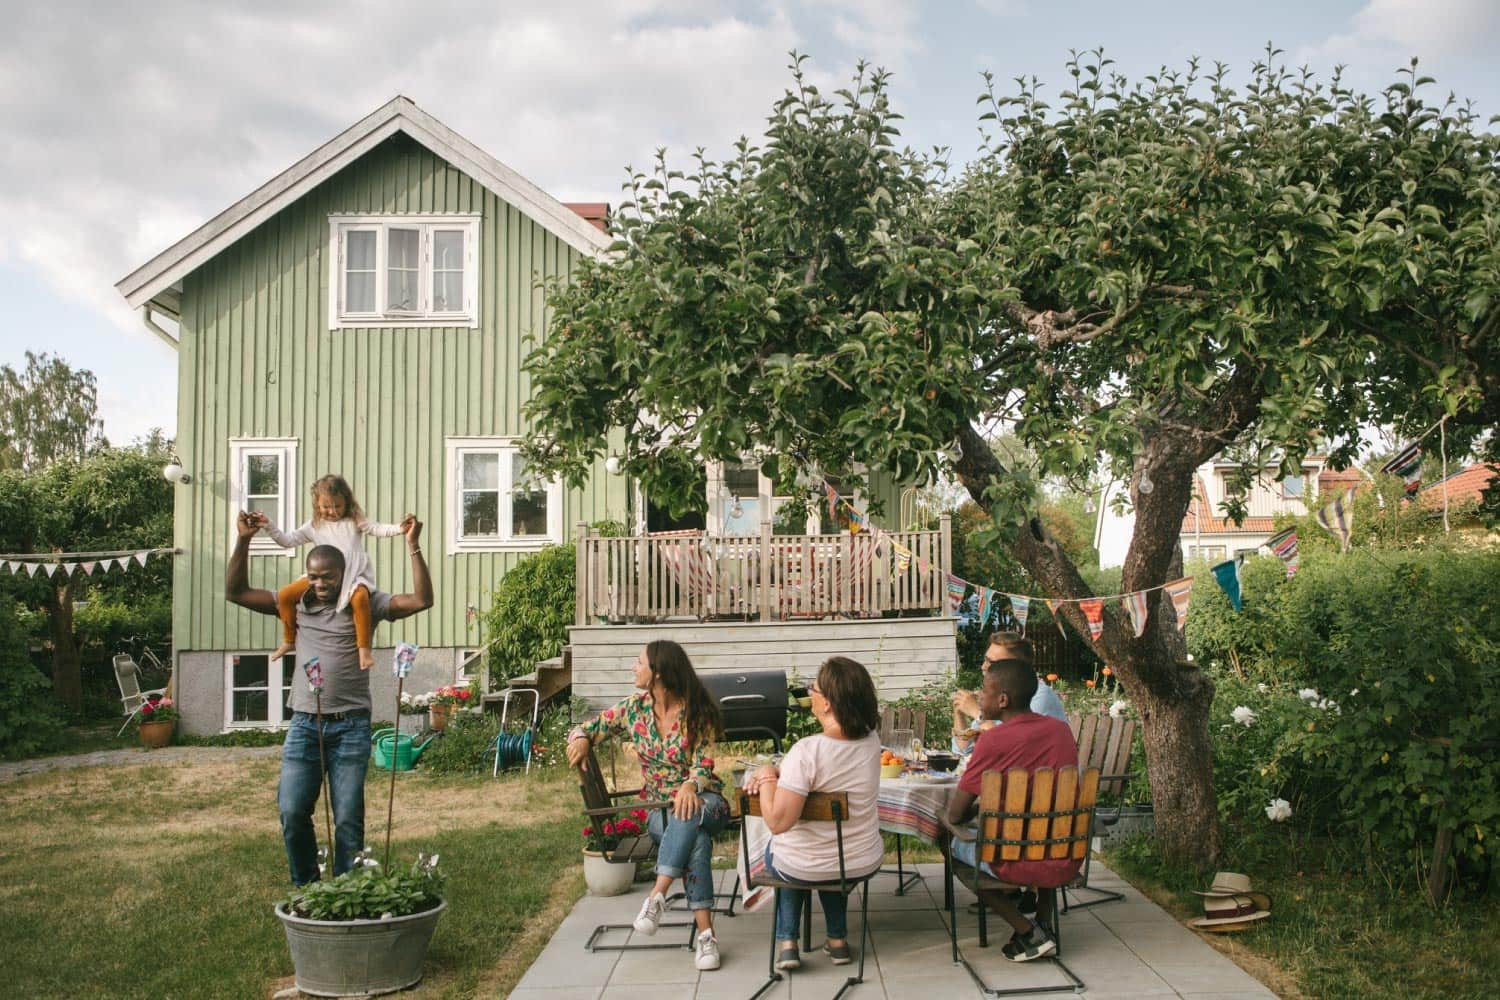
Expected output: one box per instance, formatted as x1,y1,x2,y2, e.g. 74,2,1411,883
580,691,721,801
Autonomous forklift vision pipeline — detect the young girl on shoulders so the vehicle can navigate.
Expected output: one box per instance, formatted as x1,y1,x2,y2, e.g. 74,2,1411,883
257,474,413,670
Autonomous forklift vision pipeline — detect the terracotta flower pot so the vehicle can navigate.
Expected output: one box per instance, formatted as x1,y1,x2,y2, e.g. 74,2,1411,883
139,719,174,749
428,703,450,731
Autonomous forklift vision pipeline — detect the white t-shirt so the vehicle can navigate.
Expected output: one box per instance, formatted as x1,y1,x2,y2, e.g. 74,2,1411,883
770,731,883,882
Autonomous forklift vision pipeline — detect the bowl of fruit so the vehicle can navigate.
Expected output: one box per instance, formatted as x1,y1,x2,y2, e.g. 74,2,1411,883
879,750,905,778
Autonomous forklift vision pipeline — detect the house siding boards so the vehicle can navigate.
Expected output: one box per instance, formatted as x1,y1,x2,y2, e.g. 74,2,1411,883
173,132,623,655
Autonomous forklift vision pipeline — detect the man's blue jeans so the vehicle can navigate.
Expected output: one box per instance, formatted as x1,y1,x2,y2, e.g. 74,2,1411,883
278,711,371,885
765,846,849,941
648,790,729,910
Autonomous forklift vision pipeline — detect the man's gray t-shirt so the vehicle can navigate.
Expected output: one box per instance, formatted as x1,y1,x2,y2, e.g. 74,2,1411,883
288,590,394,715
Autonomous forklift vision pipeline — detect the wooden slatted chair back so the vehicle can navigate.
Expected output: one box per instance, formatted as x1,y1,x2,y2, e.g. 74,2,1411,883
743,789,852,824
1072,714,1137,798
576,745,623,812
879,706,929,745
975,766,1100,867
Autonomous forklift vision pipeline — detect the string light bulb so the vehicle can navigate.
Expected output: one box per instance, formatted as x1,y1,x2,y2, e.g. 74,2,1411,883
1138,471,1154,495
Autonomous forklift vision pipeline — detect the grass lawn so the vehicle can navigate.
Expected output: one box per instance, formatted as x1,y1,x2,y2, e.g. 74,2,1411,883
1105,836,1500,1000
0,751,583,998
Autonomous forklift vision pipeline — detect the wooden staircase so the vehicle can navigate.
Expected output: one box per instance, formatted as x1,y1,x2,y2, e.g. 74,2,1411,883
485,645,572,707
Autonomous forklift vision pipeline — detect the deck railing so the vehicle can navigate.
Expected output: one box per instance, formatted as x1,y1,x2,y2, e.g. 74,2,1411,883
574,515,952,626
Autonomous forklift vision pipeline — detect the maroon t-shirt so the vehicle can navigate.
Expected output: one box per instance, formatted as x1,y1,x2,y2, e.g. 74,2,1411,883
958,711,1083,887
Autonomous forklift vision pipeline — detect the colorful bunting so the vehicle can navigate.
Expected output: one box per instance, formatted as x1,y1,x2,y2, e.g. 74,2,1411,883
974,586,997,630
1380,443,1423,497
1121,590,1150,637
0,549,175,579
1007,594,1030,633
133,552,149,567
1267,527,1299,578
945,573,968,613
847,508,865,535
1211,558,1243,612
1079,598,1105,641
891,541,912,575
1164,577,1194,632
1315,487,1356,552
1044,598,1066,635
825,483,840,524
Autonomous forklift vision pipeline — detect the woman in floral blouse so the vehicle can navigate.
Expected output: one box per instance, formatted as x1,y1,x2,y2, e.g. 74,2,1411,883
566,639,727,970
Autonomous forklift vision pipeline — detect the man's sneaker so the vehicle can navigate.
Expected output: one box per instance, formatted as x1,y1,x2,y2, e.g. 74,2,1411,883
1003,922,1057,963
695,929,722,971
633,892,666,935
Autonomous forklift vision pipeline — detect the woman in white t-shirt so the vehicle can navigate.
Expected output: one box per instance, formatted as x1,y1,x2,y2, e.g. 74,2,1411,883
745,656,882,972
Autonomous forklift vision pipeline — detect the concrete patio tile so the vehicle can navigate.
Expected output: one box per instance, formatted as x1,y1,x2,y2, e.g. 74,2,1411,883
1150,962,1277,995
508,988,604,1000
1109,922,1213,965
512,939,620,990
863,907,949,933
1089,901,1178,924
610,948,705,984
1177,993,1280,999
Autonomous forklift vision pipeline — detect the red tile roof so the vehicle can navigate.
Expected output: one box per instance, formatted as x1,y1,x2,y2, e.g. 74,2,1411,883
1418,463,1499,508
563,202,609,232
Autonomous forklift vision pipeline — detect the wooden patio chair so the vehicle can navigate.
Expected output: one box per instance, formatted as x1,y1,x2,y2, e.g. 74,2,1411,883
740,789,873,1000
779,534,881,620
575,745,695,952
648,529,721,620
943,765,1101,998
113,653,167,737
1063,713,1138,911
876,706,929,894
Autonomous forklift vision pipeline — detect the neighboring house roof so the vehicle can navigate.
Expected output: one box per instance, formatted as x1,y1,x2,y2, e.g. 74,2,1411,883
116,95,613,313
1179,474,1278,534
1419,463,1499,508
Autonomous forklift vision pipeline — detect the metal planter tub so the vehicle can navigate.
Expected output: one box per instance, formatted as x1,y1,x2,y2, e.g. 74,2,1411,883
274,899,447,997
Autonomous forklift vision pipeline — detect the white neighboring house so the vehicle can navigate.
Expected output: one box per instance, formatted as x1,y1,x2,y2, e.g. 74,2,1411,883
1094,458,1364,569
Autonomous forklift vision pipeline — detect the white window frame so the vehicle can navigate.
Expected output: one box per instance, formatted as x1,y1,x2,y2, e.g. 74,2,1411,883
457,648,481,685
328,214,480,329
223,651,296,730
445,437,564,553
229,438,299,556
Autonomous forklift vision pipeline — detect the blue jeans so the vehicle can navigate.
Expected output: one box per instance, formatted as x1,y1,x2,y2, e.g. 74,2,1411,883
765,846,849,941
648,790,729,910
278,711,371,885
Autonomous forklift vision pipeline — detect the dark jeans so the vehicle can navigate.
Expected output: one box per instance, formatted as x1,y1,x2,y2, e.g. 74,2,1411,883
765,846,849,942
648,790,730,909
278,711,371,885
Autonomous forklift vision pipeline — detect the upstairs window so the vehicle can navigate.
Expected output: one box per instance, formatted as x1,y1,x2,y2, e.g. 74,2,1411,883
328,215,479,328
1282,475,1305,499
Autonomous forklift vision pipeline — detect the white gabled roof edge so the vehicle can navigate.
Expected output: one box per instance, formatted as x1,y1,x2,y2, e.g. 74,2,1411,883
116,96,613,311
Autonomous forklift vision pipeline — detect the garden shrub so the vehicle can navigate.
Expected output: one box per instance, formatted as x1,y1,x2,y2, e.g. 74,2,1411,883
482,542,575,686
0,597,66,759
420,711,504,775
1189,547,1500,885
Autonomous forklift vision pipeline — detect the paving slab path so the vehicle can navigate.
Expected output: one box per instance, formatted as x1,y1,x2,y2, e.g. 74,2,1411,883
509,861,1279,1000
0,744,282,784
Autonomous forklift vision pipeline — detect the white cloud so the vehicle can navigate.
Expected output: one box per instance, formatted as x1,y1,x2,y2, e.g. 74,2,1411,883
1297,0,1500,73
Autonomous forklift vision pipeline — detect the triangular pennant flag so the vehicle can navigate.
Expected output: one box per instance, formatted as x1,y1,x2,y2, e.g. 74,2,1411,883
1121,590,1150,637
43,563,61,578
1211,558,1243,612
975,587,997,630
1315,488,1356,553
891,541,912,575
81,561,97,576
945,573,969,614
825,484,840,525
1266,527,1299,578
1380,443,1423,497
105,558,118,572
4,560,17,575
1079,598,1105,641
25,562,40,577
133,552,149,567
1164,577,1194,633
1008,594,1030,633
1044,598,1066,635
847,508,865,535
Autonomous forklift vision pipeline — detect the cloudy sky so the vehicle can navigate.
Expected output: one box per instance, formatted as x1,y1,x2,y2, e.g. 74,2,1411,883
2,0,1496,444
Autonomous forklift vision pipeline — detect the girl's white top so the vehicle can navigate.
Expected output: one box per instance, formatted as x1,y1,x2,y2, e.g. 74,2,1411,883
264,517,405,612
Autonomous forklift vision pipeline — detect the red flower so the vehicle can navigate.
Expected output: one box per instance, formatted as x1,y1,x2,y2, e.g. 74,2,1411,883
582,826,593,837
457,690,472,701
1086,679,1097,689
602,821,615,835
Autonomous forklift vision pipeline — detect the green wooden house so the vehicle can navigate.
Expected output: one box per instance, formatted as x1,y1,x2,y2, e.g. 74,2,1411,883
118,97,958,736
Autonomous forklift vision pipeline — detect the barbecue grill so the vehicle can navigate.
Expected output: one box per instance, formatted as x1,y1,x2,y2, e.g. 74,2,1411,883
702,669,789,751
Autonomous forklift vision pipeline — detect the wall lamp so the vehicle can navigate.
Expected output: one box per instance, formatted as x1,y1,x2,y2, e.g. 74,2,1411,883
162,455,192,485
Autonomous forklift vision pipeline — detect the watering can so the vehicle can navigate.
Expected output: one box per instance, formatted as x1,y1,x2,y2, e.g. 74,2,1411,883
371,727,437,771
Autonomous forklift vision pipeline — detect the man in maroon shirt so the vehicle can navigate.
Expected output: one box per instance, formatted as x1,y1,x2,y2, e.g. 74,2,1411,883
946,659,1082,962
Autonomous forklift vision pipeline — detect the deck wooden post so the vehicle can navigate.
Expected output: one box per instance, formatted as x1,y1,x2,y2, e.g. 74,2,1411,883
938,513,952,614
758,518,773,621
575,521,589,626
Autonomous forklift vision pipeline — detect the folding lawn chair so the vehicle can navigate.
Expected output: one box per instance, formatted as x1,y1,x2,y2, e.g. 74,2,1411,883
113,653,167,737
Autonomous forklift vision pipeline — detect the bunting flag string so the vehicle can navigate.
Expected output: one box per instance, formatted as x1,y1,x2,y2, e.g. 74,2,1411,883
945,573,968,613
1211,557,1243,612
1079,598,1105,640
1380,442,1424,498
0,547,178,579
1044,598,1066,635
1267,527,1300,578
1315,487,1356,552
974,586,997,631
1008,594,1030,634
890,540,912,575
1164,577,1195,633
1121,590,1150,637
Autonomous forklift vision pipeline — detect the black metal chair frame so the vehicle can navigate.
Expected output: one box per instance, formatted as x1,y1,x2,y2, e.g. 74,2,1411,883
1061,714,1136,913
943,765,1100,998
575,746,696,952
741,789,873,1000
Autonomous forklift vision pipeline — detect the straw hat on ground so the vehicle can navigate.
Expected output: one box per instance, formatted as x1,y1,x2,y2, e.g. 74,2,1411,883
1188,872,1272,932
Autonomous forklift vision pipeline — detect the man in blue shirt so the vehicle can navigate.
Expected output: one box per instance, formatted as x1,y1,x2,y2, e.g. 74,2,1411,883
950,633,1069,755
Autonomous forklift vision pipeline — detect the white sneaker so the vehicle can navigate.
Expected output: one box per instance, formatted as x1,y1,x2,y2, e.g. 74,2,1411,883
694,929,721,971
633,892,666,935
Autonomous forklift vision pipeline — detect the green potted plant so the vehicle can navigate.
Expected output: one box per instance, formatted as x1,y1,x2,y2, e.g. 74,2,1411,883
582,809,648,896
138,695,178,748
274,851,446,997
425,685,473,731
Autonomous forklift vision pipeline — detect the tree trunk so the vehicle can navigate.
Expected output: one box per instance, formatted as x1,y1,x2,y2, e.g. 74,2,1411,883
1130,656,1220,866
44,580,82,714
